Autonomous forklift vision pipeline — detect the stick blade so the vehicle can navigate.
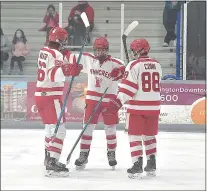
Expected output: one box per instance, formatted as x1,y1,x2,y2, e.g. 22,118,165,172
123,21,139,36
81,12,90,28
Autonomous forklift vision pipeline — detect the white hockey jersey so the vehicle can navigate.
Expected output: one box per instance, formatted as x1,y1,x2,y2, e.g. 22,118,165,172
65,52,124,105
117,56,162,115
35,47,67,96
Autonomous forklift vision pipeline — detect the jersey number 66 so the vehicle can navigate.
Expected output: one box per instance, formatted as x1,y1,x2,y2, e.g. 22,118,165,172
37,61,46,82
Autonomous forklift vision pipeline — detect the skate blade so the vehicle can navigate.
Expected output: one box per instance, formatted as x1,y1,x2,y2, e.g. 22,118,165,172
45,170,69,178
146,171,156,177
111,166,116,171
75,164,86,171
128,173,143,179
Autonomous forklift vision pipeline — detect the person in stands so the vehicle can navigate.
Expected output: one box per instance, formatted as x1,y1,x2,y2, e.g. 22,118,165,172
9,29,29,75
39,4,59,45
162,1,183,47
65,1,94,47
0,28,11,74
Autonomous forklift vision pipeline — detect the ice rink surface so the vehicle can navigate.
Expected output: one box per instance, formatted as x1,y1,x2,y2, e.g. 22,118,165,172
1,129,206,190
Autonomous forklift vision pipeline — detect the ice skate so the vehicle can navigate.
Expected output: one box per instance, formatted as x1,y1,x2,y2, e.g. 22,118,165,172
75,151,89,170
127,157,143,179
144,154,156,177
45,157,69,177
107,150,117,170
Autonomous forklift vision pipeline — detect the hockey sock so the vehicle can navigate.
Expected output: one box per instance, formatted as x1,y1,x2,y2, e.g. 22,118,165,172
104,125,117,151
45,124,66,159
143,135,157,160
45,124,52,151
128,135,143,164
80,124,96,152
45,136,52,150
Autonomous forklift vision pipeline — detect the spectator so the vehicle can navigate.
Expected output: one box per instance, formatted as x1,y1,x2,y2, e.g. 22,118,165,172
65,1,94,46
39,4,59,45
1,28,11,75
9,29,29,75
162,1,182,47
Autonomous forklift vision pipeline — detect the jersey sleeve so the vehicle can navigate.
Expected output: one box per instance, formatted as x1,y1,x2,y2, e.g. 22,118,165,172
74,53,87,73
117,62,139,105
47,52,66,82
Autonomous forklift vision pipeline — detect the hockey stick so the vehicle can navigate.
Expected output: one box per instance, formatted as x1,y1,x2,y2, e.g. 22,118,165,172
52,12,90,138
66,87,109,164
121,21,139,133
122,21,139,63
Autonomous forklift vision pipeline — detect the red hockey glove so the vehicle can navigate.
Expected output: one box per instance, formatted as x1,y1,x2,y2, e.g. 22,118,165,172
111,66,125,81
110,68,120,78
61,64,83,77
104,98,122,114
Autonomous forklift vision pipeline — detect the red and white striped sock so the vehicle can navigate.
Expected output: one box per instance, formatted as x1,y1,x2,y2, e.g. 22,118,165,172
80,134,92,152
128,135,143,163
80,124,96,152
105,125,117,151
45,136,51,150
143,136,157,160
46,137,63,159
44,124,66,160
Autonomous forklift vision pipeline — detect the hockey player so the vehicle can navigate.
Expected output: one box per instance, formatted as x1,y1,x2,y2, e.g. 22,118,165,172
105,38,162,178
35,27,83,177
64,37,125,170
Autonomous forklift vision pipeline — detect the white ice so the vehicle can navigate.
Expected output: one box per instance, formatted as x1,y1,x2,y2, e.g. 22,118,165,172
1,129,206,190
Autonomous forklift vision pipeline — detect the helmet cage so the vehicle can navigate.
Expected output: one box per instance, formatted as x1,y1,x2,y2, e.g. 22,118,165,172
94,47,108,58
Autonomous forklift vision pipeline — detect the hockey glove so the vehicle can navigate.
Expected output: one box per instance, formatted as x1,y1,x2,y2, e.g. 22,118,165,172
61,64,83,77
104,98,122,114
110,66,125,81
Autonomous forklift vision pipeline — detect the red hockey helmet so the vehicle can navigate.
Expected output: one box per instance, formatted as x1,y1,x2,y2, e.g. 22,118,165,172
49,27,68,46
93,37,109,60
130,39,150,59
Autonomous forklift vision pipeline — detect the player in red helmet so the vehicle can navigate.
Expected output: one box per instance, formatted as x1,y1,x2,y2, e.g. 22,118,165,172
35,27,83,177
130,38,150,59
48,27,68,46
105,38,162,178
64,37,125,170
93,37,109,62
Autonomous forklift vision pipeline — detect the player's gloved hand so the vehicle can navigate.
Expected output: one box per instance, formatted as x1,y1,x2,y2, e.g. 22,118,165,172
61,64,83,77
110,66,125,81
104,98,122,114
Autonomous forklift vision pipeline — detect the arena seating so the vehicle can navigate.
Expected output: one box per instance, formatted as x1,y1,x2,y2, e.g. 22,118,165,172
1,1,177,78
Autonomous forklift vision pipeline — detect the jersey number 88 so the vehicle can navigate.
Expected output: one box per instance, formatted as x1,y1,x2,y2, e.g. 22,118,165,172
141,72,160,92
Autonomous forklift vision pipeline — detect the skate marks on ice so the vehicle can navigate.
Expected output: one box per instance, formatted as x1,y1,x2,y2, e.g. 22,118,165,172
1,129,205,190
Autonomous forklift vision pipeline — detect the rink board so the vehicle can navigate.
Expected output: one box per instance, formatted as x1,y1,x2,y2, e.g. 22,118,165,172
1,78,206,132
1,129,205,190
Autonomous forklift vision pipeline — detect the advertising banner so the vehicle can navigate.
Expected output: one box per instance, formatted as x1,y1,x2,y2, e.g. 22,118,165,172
1,81,27,120
1,81,206,125
119,83,206,125
159,83,206,124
